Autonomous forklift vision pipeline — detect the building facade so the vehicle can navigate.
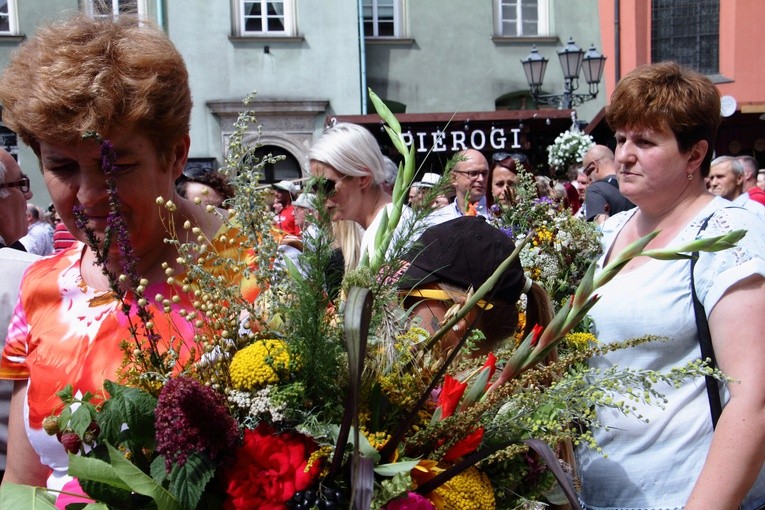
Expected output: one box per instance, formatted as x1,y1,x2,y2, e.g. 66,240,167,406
591,0,765,164
0,1,606,203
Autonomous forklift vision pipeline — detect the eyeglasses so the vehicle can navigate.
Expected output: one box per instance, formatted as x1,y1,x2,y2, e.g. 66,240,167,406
492,152,528,164
454,170,488,180
310,175,348,196
0,175,30,193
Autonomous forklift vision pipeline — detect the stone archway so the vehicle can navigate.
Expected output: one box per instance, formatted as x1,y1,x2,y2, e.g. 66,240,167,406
207,98,329,181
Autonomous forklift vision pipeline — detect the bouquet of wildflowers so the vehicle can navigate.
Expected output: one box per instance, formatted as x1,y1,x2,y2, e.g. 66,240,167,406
546,129,594,174
0,94,740,510
492,169,602,307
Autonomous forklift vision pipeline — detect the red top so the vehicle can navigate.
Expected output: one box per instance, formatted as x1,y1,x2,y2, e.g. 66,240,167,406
748,186,765,206
53,222,77,253
273,204,301,237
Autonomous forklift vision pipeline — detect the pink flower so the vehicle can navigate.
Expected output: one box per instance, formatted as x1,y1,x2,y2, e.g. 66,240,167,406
384,492,436,510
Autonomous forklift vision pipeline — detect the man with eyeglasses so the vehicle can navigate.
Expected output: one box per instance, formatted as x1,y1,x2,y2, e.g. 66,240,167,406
0,148,33,251
426,149,489,226
0,147,39,482
581,144,634,224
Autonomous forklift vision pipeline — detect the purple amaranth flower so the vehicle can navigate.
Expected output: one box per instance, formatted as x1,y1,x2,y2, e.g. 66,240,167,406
155,376,240,472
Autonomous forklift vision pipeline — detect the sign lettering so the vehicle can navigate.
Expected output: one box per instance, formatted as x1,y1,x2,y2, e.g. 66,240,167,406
401,127,522,153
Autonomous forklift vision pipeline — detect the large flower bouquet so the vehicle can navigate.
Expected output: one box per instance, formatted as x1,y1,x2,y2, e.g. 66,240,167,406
0,93,740,510
546,129,593,175
491,169,602,307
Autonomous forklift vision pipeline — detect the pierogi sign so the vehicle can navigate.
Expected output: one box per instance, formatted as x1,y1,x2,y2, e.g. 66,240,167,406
401,126,522,153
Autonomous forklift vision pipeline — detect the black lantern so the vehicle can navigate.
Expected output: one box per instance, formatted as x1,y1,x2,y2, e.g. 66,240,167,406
557,37,584,81
521,37,607,109
520,45,549,97
582,44,607,86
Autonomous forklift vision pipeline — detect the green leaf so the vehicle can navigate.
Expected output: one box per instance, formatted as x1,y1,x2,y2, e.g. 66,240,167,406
368,88,401,133
151,454,170,486
329,288,374,477
107,443,182,510
384,125,408,158
373,459,420,477
58,406,72,430
81,504,110,509
68,454,132,492
99,381,158,446
78,476,135,509
57,384,74,402
70,405,95,438
169,452,216,510
0,483,57,509
460,365,491,409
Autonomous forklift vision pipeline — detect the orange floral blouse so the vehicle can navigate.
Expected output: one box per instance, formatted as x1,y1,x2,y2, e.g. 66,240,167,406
0,223,258,493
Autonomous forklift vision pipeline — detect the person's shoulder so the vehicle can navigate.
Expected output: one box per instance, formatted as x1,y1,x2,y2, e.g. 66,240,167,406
748,187,765,205
587,179,612,194
424,203,459,227
0,247,40,265
701,196,765,236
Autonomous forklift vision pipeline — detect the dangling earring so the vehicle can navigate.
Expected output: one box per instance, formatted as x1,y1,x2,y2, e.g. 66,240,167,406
687,173,693,181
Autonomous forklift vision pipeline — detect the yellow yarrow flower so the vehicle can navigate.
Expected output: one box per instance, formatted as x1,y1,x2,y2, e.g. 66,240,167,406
229,339,290,390
533,227,554,246
432,466,495,510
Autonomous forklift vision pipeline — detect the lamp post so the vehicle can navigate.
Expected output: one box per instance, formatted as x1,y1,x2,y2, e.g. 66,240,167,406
521,37,606,109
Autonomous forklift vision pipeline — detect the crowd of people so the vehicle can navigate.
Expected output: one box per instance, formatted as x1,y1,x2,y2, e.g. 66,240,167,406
1,12,765,510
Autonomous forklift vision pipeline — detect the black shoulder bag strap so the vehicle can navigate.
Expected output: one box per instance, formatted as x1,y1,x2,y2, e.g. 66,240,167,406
690,213,723,429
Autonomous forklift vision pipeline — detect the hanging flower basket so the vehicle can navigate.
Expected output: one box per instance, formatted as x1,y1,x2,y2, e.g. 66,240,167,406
547,129,594,175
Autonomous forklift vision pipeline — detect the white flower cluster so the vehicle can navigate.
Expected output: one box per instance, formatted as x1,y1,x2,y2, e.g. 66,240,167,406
547,129,594,170
228,386,287,423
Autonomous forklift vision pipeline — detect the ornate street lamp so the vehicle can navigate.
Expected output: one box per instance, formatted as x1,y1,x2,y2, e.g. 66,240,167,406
521,37,607,109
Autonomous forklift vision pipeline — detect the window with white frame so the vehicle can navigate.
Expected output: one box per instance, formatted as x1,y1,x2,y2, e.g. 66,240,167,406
83,0,145,20
0,0,19,35
237,0,296,36
363,0,404,38
497,0,548,37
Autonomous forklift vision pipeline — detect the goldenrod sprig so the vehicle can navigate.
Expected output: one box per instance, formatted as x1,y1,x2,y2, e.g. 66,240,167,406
487,229,747,394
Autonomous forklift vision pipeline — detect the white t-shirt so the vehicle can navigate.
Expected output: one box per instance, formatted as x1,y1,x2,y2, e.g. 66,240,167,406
577,197,765,510
359,203,416,264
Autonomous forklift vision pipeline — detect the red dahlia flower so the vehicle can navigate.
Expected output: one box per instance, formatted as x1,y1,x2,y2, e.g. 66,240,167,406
222,422,321,510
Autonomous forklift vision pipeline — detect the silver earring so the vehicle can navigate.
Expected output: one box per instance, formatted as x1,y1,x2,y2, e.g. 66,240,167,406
687,173,693,181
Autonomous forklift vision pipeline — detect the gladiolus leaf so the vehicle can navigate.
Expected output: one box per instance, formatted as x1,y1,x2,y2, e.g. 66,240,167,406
374,459,422,477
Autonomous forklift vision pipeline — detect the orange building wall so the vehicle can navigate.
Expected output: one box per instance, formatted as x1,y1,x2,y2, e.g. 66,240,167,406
597,0,765,110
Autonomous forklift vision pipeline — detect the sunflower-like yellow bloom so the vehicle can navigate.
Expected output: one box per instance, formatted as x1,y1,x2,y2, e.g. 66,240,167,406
229,339,290,390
